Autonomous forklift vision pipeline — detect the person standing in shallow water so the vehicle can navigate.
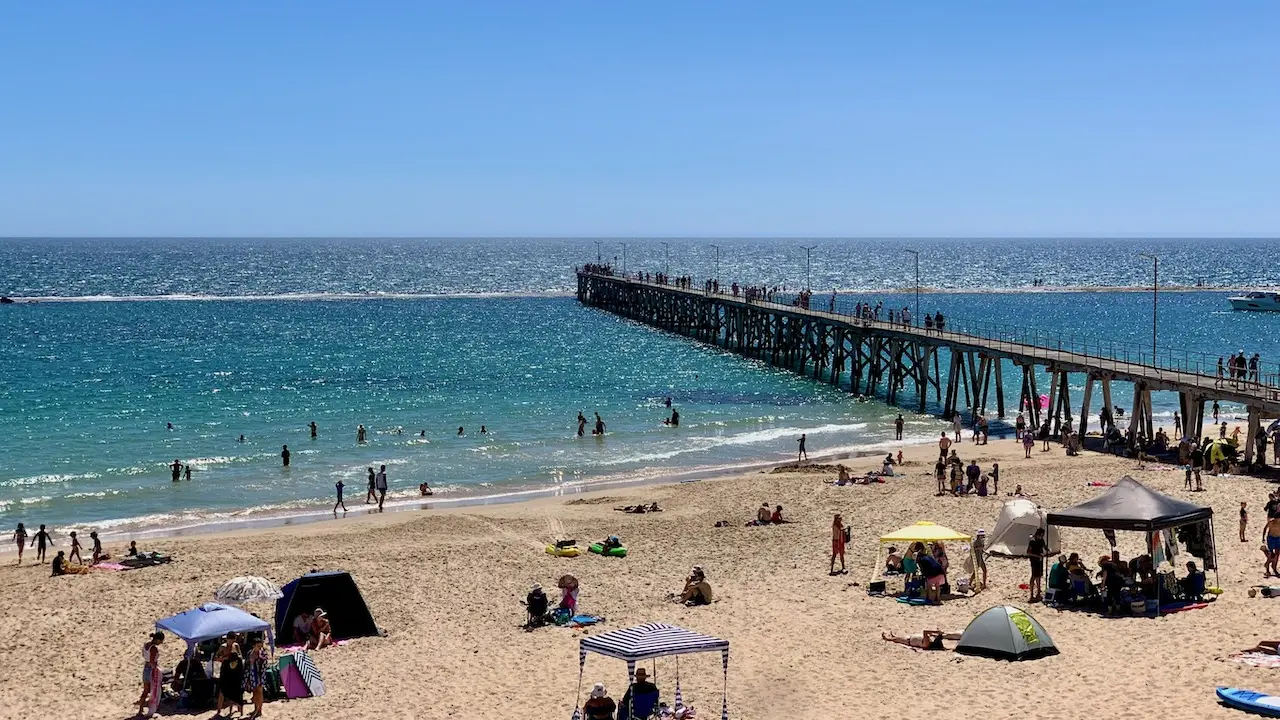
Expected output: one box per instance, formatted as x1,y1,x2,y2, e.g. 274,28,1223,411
309,421,317,439
281,445,291,467
170,459,182,483
357,424,367,444
375,465,388,511
334,479,347,514
577,412,587,437
797,433,808,462
895,414,904,440
365,467,377,504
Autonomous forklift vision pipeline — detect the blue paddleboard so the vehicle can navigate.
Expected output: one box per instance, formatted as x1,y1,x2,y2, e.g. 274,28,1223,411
1218,687,1280,717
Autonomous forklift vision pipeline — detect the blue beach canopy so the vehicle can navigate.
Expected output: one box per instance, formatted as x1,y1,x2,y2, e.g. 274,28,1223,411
156,603,274,650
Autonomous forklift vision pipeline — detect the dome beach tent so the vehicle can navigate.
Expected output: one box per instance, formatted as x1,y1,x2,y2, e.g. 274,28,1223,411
955,605,1059,661
987,499,1061,557
275,571,378,642
572,623,729,720
1046,476,1217,612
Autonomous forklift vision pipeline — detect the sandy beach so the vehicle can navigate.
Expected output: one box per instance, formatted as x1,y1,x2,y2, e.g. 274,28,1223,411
4,426,1278,720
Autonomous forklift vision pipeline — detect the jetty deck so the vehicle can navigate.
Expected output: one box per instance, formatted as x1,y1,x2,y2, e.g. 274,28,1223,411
577,270,1280,464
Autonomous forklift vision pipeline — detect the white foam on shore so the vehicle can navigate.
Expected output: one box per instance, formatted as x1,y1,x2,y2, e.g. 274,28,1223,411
26,432,939,546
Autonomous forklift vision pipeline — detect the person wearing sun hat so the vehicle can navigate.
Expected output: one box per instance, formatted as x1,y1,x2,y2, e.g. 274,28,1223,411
582,682,616,720
618,668,660,720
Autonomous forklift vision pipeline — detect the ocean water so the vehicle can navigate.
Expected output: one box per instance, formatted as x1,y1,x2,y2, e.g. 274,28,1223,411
1,238,1276,535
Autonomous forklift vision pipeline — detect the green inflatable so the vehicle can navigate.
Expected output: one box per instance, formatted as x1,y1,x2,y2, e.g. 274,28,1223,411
589,541,627,558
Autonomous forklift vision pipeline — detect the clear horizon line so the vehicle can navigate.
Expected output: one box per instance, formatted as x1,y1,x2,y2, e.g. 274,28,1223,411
1,235,1277,241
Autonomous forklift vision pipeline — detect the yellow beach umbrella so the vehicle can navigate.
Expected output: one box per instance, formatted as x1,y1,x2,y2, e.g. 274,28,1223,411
879,521,971,544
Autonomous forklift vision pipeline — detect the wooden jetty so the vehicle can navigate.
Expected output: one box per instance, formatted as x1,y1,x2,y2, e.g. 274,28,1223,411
577,270,1280,464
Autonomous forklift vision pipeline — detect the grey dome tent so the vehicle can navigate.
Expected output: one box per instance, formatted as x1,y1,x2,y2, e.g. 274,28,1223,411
955,605,1059,661
275,571,378,641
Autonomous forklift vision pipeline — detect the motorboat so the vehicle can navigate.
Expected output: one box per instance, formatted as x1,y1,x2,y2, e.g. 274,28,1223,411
1229,291,1280,312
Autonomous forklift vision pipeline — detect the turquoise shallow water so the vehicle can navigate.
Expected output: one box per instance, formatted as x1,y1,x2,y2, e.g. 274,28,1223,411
0,238,1276,534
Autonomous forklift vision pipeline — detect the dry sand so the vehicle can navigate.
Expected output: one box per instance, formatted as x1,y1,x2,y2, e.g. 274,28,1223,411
3,429,1279,720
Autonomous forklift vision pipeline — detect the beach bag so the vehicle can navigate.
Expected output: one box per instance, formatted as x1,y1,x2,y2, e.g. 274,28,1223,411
843,527,852,543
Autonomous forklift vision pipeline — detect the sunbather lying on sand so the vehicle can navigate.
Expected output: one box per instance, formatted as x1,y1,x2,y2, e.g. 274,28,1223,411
881,630,962,650
615,503,662,513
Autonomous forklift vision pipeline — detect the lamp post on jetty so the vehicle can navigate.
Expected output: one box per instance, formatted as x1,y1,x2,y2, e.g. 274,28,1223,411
1139,253,1159,365
660,241,670,277
621,242,628,275
710,244,720,287
594,241,602,264
904,249,920,327
801,245,817,292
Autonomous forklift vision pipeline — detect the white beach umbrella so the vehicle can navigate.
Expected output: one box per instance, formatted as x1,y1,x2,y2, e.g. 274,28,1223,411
214,576,284,605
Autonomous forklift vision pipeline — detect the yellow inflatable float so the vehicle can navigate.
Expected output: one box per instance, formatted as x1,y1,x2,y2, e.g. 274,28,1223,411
546,540,581,557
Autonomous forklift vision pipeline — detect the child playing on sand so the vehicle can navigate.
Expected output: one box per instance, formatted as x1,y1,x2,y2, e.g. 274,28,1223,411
69,531,83,564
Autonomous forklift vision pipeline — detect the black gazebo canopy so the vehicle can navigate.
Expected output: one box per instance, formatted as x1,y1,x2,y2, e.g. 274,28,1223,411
1047,476,1213,532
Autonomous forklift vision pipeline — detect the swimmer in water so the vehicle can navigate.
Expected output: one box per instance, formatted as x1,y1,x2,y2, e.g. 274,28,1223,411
480,425,487,434
170,459,182,483
457,426,464,436
593,413,605,436
357,424,367,444
237,434,245,443
577,412,587,437
167,422,173,430
184,465,192,481
309,421,317,438
419,430,426,437
281,445,290,467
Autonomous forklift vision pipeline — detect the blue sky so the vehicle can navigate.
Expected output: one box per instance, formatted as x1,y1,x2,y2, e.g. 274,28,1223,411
0,3,1276,237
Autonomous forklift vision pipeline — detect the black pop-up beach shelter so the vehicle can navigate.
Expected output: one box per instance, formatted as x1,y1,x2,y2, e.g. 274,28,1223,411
275,571,378,641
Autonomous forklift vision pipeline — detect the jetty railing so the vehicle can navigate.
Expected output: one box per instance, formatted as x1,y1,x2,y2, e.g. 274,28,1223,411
580,269,1280,397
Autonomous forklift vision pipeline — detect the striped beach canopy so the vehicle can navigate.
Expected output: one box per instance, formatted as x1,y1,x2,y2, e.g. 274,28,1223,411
573,623,731,720
580,622,729,662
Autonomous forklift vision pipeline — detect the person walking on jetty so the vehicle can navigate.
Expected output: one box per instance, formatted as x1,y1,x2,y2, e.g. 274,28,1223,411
375,465,388,511
797,433,808,463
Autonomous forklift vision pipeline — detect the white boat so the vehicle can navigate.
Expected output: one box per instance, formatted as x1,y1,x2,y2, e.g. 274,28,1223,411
1229,291,1280,312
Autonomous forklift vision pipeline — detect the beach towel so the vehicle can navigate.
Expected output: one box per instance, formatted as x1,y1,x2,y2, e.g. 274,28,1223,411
1224,652,1280,669
293,650,325,697
568,614,603,627
91,562,130,571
